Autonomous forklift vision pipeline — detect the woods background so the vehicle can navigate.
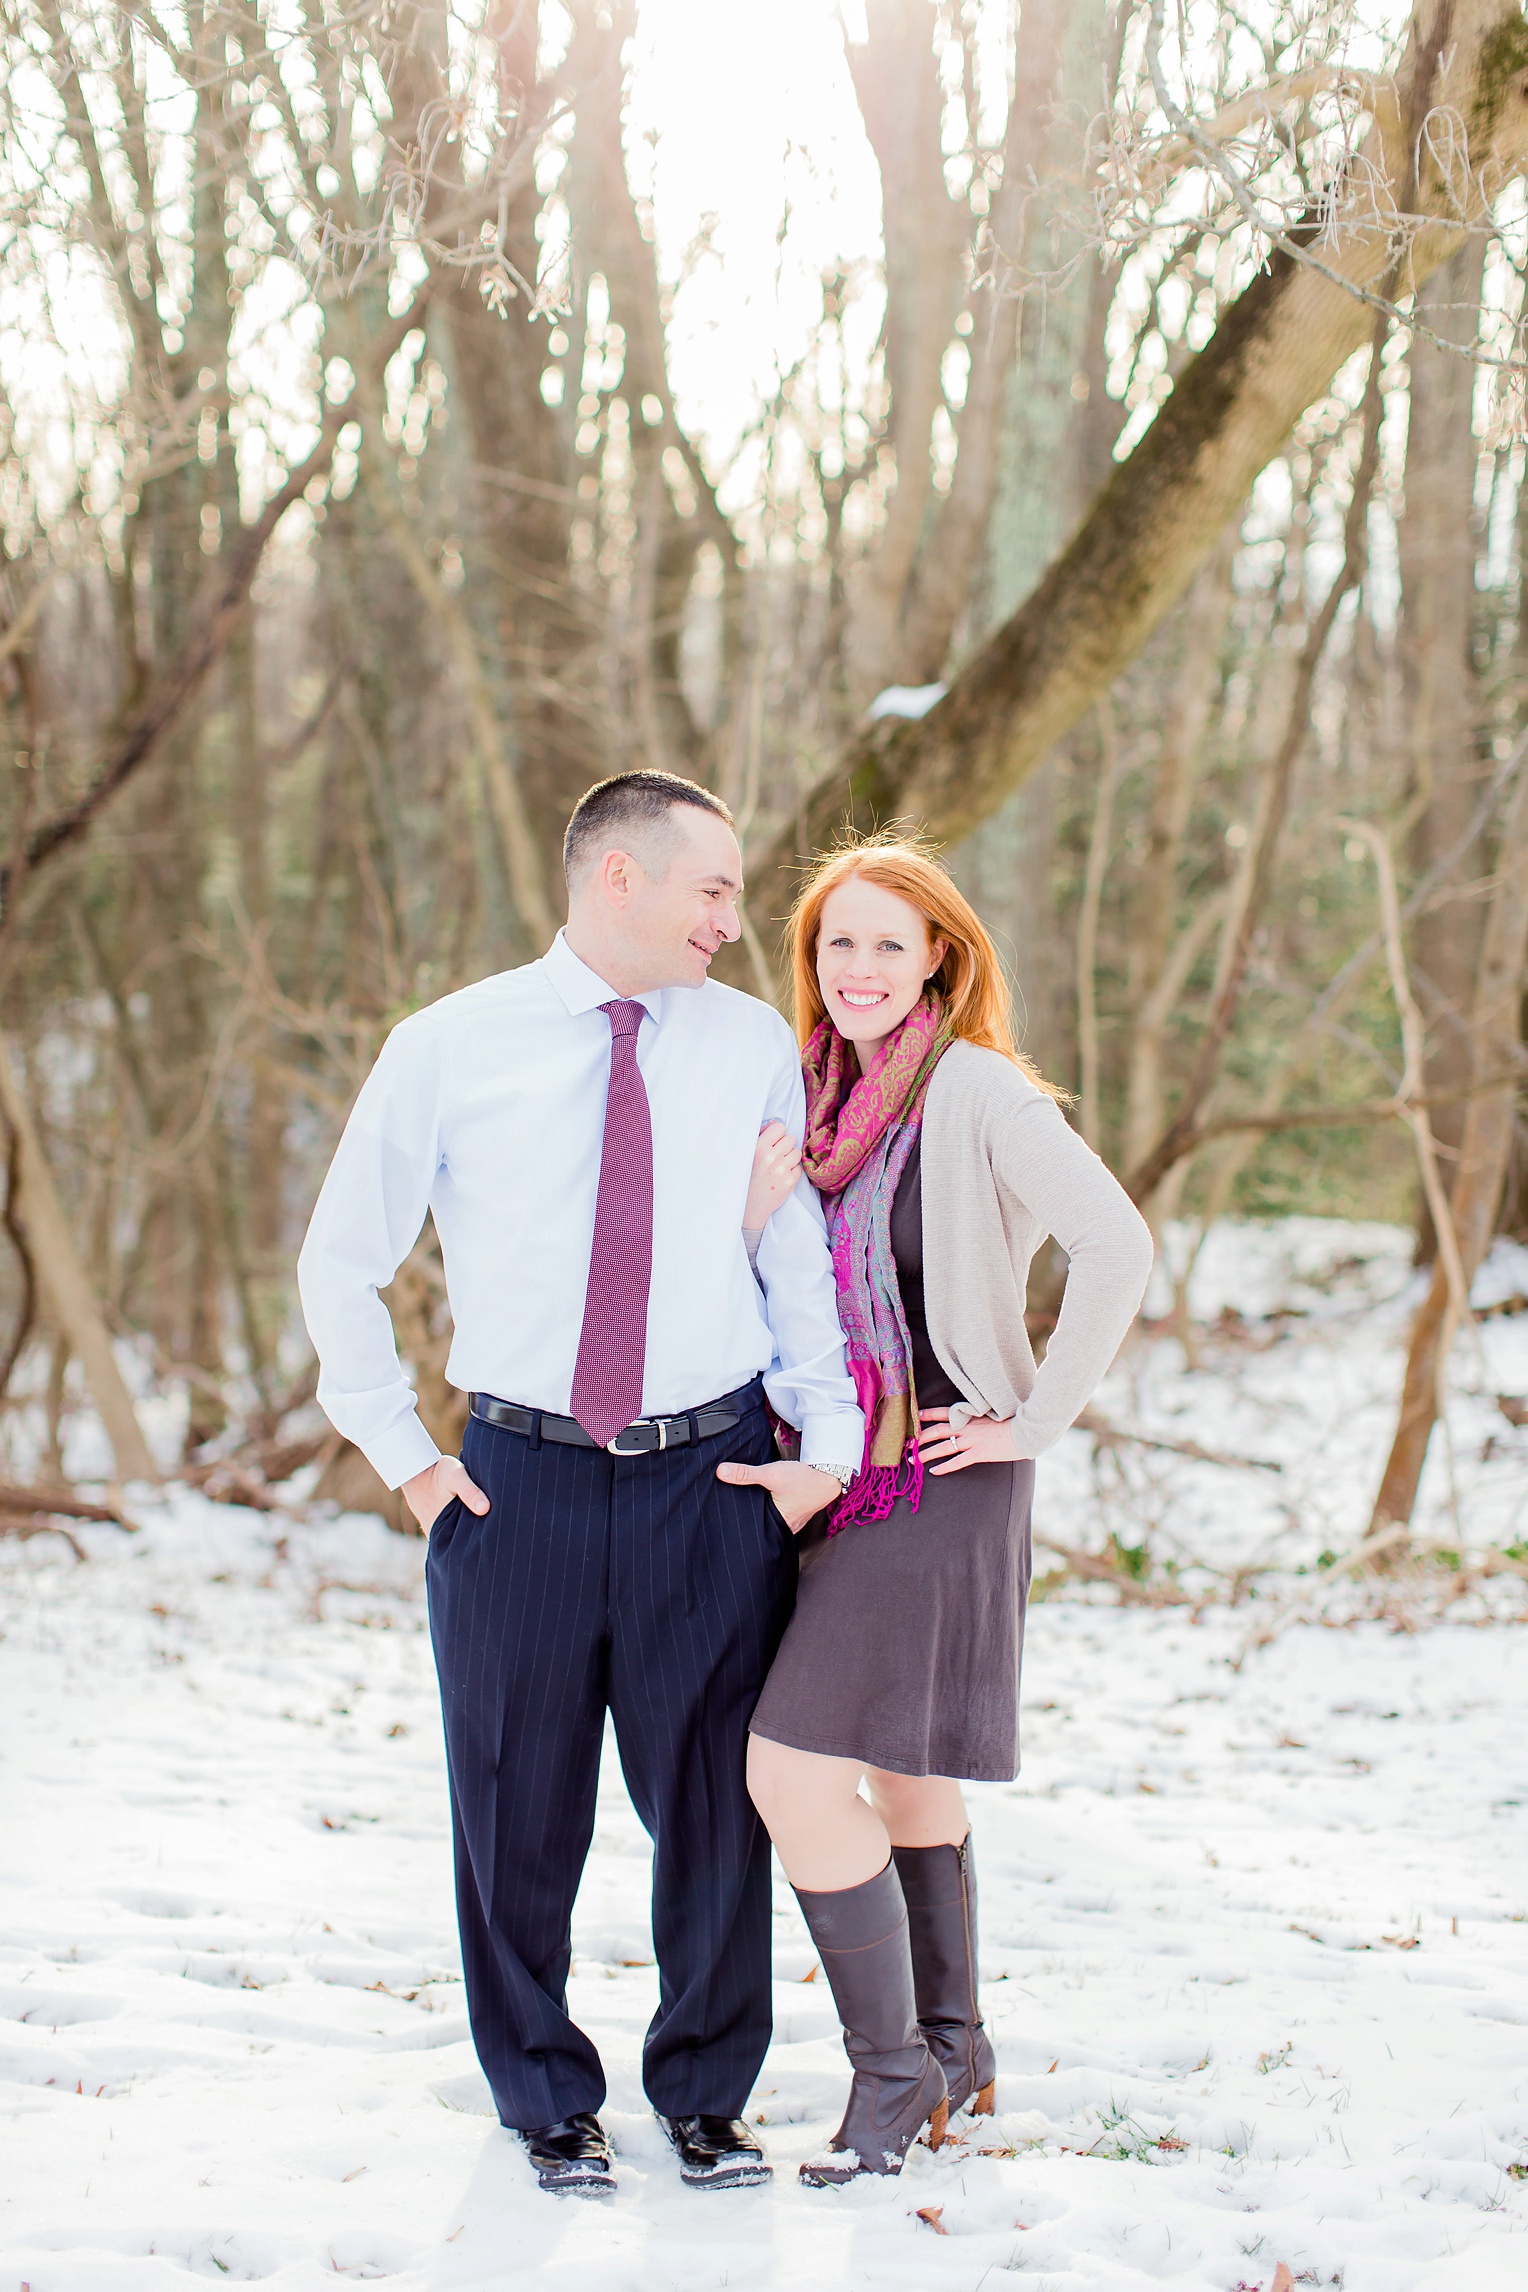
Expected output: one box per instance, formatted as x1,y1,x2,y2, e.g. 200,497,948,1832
2,0,1526,1561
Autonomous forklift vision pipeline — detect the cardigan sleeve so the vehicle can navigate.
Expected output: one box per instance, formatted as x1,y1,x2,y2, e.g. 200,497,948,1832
980,1091,1155,1454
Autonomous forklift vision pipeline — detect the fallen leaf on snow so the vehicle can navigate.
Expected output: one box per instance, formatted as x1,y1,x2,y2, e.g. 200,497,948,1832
916,2206,948,2235
342,2166,367,2181
800,1964,818,1982
1268,2268,1295,2292
1381,1934,1420,1950
446,2225,464,2241
1046,2058,1058,2073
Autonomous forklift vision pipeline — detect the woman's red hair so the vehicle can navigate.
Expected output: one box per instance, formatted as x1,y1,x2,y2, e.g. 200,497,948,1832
784,832,1067,1100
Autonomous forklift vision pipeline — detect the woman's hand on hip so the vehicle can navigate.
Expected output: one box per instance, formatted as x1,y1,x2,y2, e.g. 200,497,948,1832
715,1458,840,1532
917,1407,1028,1475
402,1455,490,1534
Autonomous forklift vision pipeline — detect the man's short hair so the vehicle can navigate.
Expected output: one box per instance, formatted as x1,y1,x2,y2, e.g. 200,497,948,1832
562,771,735,884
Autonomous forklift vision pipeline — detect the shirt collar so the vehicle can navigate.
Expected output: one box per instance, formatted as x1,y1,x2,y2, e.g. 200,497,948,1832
542,929,665,1025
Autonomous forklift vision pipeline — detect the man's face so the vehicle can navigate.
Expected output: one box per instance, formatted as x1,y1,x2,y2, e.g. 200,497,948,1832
610,808,744,990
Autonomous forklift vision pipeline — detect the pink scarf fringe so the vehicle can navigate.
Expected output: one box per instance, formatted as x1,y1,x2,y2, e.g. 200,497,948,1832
827,1438,925,1534
822,1352,926,1533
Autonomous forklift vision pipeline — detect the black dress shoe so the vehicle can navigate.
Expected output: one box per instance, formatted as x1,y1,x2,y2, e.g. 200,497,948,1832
516,2112,616,2195
656,2113,771,2189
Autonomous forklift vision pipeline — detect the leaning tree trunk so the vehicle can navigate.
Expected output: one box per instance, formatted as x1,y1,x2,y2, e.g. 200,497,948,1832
737,0,1528,948
1369,762,1528,1534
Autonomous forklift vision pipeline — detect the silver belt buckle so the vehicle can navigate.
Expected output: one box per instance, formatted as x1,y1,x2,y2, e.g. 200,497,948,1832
607,1417,668,1455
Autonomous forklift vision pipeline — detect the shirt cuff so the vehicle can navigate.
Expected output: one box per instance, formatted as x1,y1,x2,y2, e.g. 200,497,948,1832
798,1410,865,1476
365,1412,445,1492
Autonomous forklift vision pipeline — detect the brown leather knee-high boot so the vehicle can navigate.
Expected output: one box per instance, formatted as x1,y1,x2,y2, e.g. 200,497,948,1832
794,1859,948,2185
892,1834,997,2116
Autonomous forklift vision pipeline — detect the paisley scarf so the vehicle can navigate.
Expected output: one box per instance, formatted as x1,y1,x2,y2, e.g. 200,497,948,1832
800,992,953,1531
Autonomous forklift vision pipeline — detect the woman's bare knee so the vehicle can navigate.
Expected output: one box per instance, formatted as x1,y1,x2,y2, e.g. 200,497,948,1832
745,1735,794,1826
747,1737,855,1827
865,1767,968,1847
747,1737,892,1891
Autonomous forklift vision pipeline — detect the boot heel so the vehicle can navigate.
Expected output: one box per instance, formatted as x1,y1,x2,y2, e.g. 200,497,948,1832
893,1836,997,2132
926,2098,949,2151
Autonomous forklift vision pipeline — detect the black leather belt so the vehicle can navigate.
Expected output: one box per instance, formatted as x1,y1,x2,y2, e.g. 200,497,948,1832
469,1381,756,1455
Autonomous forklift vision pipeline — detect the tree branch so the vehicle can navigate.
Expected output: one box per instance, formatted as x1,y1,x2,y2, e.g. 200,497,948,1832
1145,1066,1528,1169
1,299,429,914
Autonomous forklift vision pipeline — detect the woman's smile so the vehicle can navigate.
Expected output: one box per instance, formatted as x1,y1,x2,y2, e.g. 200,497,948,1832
815,875,948,1066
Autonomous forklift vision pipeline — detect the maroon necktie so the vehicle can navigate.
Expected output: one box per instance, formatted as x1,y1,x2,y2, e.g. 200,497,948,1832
569,1000,654,1447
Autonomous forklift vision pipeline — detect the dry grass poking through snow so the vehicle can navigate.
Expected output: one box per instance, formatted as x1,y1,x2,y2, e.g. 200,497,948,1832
1036,1219,1528,1633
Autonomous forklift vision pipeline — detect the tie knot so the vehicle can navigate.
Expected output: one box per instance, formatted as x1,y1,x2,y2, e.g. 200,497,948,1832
602,999,647,1040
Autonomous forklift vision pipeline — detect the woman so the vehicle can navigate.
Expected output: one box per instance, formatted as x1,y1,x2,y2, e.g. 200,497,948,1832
718,838,1154,2188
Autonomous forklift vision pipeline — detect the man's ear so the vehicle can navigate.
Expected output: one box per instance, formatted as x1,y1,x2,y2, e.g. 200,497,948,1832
600,848,637,906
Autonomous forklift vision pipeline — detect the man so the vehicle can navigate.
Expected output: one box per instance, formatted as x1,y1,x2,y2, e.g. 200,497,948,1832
297,772,861,2196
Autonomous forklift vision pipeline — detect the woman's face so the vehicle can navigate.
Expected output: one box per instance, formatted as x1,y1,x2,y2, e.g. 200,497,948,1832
815,875,947,1063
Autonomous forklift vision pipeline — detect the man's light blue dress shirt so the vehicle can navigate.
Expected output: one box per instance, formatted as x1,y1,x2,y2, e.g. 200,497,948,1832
298,932,863,1488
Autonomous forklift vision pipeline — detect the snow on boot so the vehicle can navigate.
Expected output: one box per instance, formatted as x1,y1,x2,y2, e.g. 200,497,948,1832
794,1859,948,2186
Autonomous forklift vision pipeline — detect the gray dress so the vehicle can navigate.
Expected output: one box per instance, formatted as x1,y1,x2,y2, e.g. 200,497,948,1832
749,1138,1034,1782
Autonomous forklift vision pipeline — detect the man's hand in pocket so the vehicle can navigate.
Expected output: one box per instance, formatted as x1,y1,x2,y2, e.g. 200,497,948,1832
401,1456,490,1534
714,1459,840,1532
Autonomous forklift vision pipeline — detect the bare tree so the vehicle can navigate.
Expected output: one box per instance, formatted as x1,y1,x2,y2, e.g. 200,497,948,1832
743,0,1528,926
3,0,1525,1553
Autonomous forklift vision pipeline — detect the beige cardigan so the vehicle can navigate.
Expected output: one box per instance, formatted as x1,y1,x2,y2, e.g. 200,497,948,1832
919,1040,1155,1455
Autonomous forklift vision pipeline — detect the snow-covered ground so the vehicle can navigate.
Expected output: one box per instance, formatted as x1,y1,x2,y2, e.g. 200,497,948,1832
3,1218,1527,2290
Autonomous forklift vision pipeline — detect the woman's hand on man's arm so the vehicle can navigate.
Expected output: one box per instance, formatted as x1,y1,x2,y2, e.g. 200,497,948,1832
744,1121,803,1232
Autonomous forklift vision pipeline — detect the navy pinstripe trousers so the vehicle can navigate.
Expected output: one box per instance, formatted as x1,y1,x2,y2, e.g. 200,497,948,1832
424,1379,797,2129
